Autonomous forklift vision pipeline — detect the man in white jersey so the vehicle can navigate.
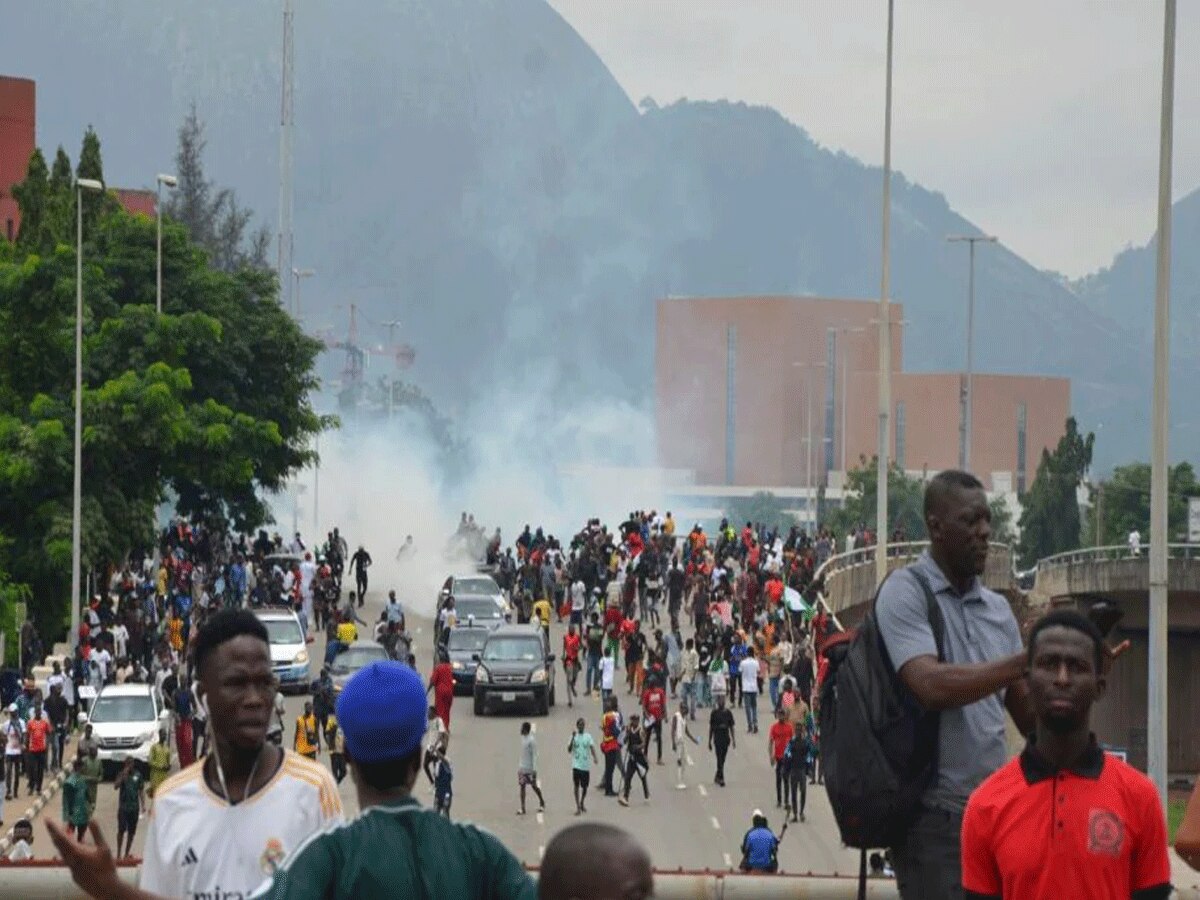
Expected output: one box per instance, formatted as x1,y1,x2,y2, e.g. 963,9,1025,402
670,700,699,790
48,609,342,899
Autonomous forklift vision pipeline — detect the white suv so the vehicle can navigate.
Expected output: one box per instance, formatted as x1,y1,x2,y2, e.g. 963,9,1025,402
82,683,171,777
254,608,311,694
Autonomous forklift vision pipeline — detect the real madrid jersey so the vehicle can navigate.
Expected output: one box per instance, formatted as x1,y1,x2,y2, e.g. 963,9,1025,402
141,749,343,899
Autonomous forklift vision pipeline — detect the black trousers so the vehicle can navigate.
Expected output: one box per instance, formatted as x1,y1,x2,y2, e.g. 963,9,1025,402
645,720,662,762
26,750,46,794
890,804,965,900
622,751,649,799
713,738,729,783
601,749,620,794
330,752,346,784
788,769,807,814
774,759,788,805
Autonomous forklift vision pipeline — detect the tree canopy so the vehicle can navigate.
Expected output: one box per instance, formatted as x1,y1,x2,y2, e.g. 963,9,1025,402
1086,461,1200,546
1017,417,1094,567
824,456,926,542
724,491,796,534
0,126,324,639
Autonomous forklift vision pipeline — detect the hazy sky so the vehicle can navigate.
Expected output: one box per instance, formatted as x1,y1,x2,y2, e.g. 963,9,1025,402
548,1,1199,278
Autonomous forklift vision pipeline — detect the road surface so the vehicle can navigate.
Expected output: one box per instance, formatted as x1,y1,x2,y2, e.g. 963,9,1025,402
30,588,861,877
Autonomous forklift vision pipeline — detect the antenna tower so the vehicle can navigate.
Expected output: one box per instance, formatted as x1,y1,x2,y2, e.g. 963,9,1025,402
276,0,295,313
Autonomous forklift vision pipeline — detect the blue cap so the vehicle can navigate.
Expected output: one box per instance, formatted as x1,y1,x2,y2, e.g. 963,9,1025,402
335,660,427,763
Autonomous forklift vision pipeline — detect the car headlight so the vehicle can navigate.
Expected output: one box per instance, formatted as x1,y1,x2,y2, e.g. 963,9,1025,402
530,668,547,684
294,649,308,665
451,661,463,671
475,667,490,684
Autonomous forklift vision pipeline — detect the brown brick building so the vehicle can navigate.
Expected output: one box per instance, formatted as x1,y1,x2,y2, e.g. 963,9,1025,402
656,295,1069,493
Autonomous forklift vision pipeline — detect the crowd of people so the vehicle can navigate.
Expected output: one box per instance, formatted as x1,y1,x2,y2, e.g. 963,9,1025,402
6,471,1182,900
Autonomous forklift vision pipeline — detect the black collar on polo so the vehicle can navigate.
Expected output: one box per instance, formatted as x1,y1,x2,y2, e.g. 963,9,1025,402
1019,733,1105,785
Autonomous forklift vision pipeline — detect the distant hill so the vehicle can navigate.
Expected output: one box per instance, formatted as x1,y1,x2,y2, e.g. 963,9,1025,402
4,0,1186,467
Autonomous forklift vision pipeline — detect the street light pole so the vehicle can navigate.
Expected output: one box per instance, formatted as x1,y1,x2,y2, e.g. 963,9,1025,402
1148,0,1176,808
875,0,895,583
946,234,997,471
155,174,177,315
72,178,104,650
831,326,865,474
291,267,315,319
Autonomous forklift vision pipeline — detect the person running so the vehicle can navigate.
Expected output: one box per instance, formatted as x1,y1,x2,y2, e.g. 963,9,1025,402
584,614,604,696
567,718,598,815
515,722,547,815
961,609,1169,900
60,757,90,841
617,715,650,807
48,608,344,900
532,595,552,642
599,697,623,797
423,707,449,786
599,647,616,703
538,823,653,900
639,680,667,765
427,651,455,731
349,546,372,604
670,701,700,790
562,625,581,707
250,660,536,899
113,758,146,860
708,694,736,787
293,701,320,761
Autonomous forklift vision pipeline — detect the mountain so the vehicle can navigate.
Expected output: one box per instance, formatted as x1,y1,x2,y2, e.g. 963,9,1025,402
3,0,1179,467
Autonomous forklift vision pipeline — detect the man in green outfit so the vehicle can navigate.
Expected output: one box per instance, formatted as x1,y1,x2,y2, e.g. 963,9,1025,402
79,745,103,819
251,660,535,899
113,757,146,859
61,757,91,840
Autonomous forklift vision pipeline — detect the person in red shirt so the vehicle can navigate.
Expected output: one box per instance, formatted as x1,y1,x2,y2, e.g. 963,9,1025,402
599,698,623,797
640,682,667,765
961,609,1170,900
426,651,455,731
25,699,52,795
766,707,794,810
562,626,581,707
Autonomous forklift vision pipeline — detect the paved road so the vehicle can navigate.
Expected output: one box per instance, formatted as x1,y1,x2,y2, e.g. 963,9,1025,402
31,587,860,877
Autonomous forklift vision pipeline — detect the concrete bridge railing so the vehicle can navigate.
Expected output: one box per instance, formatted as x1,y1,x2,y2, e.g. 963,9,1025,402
1032,543,1200,608
815,541,1015,622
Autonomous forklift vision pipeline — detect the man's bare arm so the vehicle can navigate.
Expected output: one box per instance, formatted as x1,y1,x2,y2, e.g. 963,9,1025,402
1004,678,1035,736
46,819,172,900
896,652,1025,712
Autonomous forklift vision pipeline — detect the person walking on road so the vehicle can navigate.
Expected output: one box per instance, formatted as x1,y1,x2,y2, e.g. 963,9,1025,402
517,722,546,815
147,730,172,802
427,651,455,732
24,697,51,795
679,638,699,720
708,694,736,787
584,614,604,696
294,701,320,760
617,715,650,807
785,720,808,822
562,625,581,707
60,757,90,841
113,757,146,860
738,646,761,734
599,647,615,703
671,701,699,790
567,718,598,815
349,546,372,604
599,698,622,797
768,708,791,811
639,680,667,765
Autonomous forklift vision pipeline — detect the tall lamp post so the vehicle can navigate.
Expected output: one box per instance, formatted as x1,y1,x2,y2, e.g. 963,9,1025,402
830,326,865,475
875,0,896,583
292,267,315,319
793,362,826,530
1148,0,1176,808
946,234,997,471
71,177,105,650
155,174,177,315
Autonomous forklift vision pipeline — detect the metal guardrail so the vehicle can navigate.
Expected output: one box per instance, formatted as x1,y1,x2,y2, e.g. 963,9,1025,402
1037,543,1200,569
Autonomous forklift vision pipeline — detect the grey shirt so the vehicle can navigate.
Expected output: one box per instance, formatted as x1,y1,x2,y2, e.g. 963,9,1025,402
876,551,1021,814
519,734,537,773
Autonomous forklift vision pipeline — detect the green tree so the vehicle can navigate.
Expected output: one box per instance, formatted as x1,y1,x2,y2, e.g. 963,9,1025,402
989,495,1017,545
1017,417,1094,567
11,148,51,250
0,135,326,637
824,456,926,541
725,491,796,533
1086,462,1200,546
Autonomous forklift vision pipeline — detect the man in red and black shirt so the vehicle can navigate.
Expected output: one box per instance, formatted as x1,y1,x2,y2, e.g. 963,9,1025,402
962,608,1170,900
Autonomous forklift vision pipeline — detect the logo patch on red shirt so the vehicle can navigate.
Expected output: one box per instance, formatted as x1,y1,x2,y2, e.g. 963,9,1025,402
1088,808,1124,857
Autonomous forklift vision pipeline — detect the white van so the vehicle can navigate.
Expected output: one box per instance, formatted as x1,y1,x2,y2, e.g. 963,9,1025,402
82,683,171,777
254,608,311,693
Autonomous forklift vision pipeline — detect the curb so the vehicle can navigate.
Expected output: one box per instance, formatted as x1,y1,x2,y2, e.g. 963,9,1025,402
0,769,68,856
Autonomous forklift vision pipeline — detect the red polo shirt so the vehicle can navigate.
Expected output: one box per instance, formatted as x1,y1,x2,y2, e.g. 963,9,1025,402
961,736,1171,900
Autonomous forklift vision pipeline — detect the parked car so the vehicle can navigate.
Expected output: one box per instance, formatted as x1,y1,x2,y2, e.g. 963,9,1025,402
81,683,171,778
329,641,390,696
472,624,556,716
254,609,311,694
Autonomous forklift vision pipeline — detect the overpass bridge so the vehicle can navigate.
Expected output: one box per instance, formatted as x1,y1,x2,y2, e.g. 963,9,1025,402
814,541,1200,774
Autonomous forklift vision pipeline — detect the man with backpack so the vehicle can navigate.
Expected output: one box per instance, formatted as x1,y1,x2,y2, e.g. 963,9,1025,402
821,470,1044,900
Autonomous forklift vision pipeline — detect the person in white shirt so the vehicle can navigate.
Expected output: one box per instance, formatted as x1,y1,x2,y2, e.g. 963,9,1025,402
600,648,616,702
92,646,113,685
1128,528,1142,557
670,701,699,790
110,623,128,661
48,609,342,900
738,648,762,734
569,579,586,626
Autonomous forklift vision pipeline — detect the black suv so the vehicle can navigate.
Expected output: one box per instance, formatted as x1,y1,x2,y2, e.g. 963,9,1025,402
472,624,556,716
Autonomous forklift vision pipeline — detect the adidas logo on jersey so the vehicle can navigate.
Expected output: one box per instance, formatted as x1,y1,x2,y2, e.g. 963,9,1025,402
181,847,199,865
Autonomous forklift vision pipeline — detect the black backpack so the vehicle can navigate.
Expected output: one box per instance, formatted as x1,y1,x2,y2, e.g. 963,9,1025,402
818,566,945,850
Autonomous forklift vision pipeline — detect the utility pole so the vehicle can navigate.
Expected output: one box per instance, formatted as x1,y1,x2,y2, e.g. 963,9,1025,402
382,318,401,419
947,234,998,471
875,0,895,584
276,0,295,312
1148,0,1175,808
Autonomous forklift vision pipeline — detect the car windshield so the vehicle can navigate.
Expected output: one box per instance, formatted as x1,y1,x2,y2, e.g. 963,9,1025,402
447,630,489,652
482,637,543,663
454,598,502,620
90,695,155,723
262,619,304,645
454,577,499,596
331,645,388,674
